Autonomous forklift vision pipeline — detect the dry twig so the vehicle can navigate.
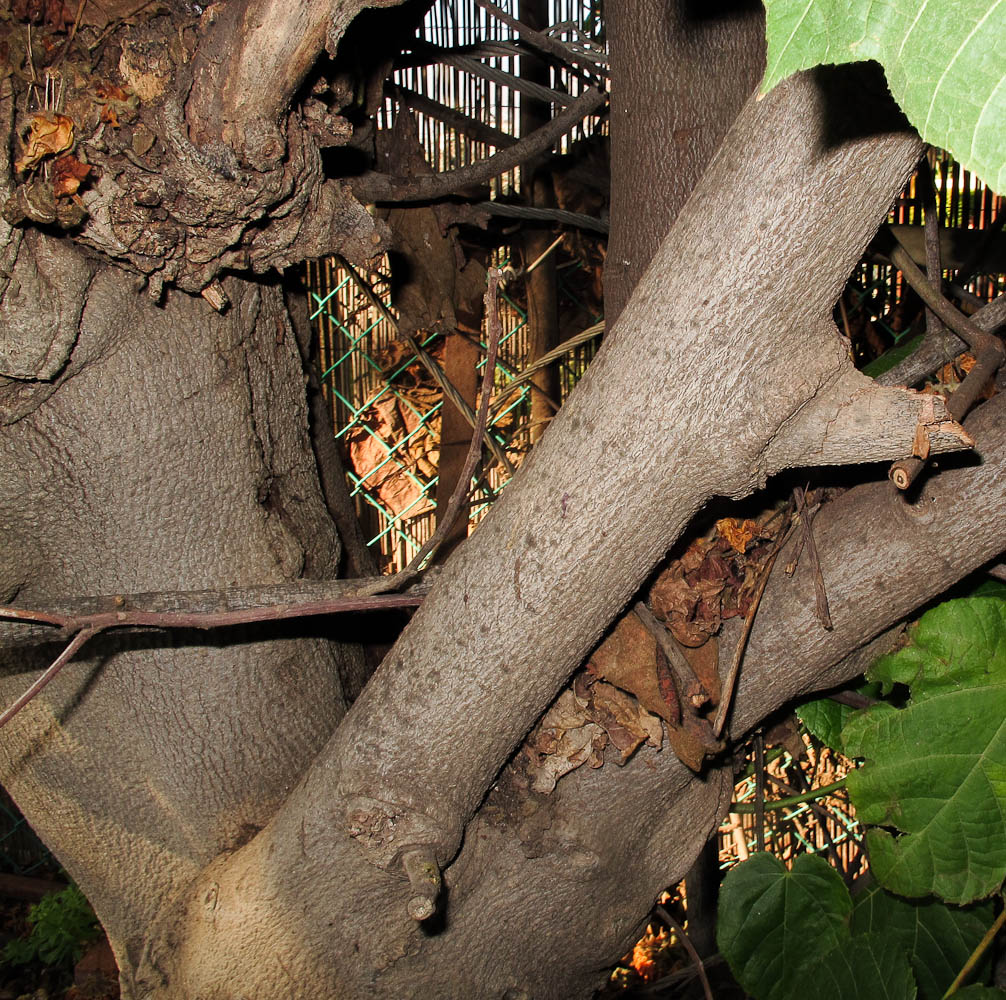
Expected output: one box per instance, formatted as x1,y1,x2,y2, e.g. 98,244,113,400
351,88,606,203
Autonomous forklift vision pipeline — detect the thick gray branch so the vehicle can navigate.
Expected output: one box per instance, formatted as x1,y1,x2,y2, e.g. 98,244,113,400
305,67,928,876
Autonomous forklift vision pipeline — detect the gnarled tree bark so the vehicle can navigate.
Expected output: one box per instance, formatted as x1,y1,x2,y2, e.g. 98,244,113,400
1,2,1003,997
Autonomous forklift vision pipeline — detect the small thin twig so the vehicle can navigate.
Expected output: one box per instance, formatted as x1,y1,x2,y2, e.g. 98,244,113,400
943,898,1006,998
887,244,1005,490
338,258,514,475
889,245,1003,377
351,87,606,204
917,158,948,345
472,0,609,69
386,268,505,583
793,486,832,630
54,0,89,69
712,521,798,739
0,591,426,637
0,575,440,649
0,627,101,730
654,905,714,1000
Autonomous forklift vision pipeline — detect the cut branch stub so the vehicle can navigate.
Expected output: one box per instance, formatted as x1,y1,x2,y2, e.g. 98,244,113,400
762,365,974,473
402,847,442,922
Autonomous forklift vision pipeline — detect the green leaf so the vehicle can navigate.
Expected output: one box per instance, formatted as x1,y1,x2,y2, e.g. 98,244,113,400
762,0,1006,193
868,598,1006,701
850,884,994,999
799,682,883,750
969,581,1006,601
844,684,1006,903
718,852,852,1000
814,934,917,1000
799,696,850,750
954,987,1006,997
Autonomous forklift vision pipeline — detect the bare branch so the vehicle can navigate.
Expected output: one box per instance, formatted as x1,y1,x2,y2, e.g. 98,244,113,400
471,0,609,70
388,268,506,582
0,627,101,729
0,578,433,648
184,0,402,164
351,88,606,203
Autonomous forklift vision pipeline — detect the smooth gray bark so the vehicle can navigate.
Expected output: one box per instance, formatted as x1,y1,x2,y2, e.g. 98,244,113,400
3,3,1003,997
0,262,360,978
604,0,765,324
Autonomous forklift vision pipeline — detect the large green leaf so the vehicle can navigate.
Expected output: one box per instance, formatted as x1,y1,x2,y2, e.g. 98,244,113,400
718,852,852,1000
814,934,917,1000
844,688,1006,903
842,597,1006,903
850,884,994,999
762,0,1006,193
869,598,1006,700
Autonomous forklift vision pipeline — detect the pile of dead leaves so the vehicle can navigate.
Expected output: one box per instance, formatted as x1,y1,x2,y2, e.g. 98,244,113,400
523,507,792,784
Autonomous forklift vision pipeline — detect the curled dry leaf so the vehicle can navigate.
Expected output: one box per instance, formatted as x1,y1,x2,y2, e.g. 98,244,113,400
589,613,681,723
524,690,607,794
51,155,91,198
15,113,75,173
523,673,663,794
650,558,726,647
716,517,758,554
587,679,663,762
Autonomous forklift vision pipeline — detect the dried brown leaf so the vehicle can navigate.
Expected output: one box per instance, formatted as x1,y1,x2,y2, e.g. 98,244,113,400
716,517,757,554
51,154,90,198
589,680,663,761
15,113,74,173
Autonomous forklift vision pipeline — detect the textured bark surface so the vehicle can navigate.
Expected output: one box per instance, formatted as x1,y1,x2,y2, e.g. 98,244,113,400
0,256,360,981
323,69,939,883
605,0,766,324
3,2,1005,997
370,390,1006,1000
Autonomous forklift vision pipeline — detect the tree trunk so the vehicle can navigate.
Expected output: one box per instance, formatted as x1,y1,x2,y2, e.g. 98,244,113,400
605,0,765,324
2,3,1003,998
0,254,361,982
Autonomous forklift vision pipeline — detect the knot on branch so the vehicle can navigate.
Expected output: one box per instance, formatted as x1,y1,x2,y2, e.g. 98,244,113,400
345,798,446,873
3,12,390,298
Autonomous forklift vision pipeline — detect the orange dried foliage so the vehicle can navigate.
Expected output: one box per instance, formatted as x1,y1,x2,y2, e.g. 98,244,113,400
15,112,74,173
650,509,784,646
94,82,139,126
51,154,90,197
94,83,130,103
716,516,757,554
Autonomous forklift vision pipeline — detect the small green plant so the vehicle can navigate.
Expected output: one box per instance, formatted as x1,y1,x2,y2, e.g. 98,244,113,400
2,884,100,970
718,587,1006,999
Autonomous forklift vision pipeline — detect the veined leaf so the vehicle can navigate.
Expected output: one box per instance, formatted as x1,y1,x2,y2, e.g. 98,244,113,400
850,884,994,1000
869,598,1006,700
798,681,883,750
762,0,1006,193
844,597,1006,905
718,852,851,1000
814,934,917,1000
